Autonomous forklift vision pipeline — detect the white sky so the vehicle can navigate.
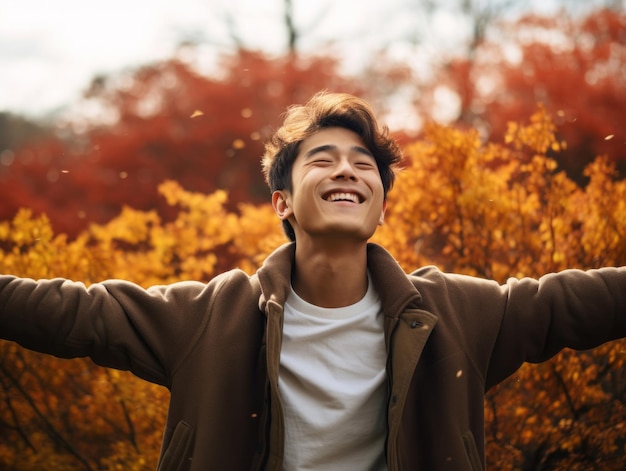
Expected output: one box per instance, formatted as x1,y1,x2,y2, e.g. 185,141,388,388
0,0,230,116
0,0,569,118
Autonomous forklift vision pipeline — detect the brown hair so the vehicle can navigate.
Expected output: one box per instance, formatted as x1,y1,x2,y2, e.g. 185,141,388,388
262,91,403,241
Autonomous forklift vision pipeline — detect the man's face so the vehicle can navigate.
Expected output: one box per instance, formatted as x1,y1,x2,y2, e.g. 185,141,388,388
272,127,386,243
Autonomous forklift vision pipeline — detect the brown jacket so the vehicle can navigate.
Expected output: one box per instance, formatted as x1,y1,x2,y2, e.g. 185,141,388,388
1,243,625,470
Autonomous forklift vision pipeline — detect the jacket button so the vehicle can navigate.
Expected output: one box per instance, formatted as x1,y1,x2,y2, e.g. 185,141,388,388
391,395,398,405
410,320,421,329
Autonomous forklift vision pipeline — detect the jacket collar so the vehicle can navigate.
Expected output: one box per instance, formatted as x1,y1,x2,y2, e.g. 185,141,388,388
256,242,423,319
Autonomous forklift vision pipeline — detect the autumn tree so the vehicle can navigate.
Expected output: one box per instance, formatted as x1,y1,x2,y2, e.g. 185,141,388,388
0,50,364,238
5,6,623,242
2,104,626,468
426,7,626,182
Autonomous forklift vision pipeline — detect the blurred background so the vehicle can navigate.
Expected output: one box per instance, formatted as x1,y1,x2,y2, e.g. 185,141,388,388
2,2,626,470
0,0,624,237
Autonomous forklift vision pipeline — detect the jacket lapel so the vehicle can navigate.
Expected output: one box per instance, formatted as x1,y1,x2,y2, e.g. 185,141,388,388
254,242,439,470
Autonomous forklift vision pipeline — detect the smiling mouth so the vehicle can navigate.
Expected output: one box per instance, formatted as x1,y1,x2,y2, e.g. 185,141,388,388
323,192,363,203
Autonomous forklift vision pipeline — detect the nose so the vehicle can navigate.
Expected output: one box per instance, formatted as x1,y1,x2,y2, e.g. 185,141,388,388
331,158,358,181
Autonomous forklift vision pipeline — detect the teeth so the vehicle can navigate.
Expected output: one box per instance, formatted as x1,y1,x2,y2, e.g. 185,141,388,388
326,192,360,203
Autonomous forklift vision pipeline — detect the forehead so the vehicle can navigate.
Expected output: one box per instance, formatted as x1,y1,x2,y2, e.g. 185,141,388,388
297,127,369,156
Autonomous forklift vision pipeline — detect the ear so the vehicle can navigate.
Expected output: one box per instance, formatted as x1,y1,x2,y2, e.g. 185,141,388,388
272,190,293,220
378,199,387,226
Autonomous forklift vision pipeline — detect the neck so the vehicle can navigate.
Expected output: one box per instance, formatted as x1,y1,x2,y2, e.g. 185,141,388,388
292,239,369,308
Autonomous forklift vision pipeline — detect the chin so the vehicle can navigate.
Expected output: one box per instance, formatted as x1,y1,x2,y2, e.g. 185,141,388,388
300,220,377,241
327,227,376,241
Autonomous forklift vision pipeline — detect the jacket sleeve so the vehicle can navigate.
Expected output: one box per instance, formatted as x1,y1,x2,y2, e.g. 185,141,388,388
485,266,626,388
0,275,217,387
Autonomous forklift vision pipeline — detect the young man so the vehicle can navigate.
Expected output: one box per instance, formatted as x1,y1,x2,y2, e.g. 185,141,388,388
1,91,625,470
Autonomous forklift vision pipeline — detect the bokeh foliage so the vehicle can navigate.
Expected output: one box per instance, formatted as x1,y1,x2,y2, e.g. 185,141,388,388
1,106,625,469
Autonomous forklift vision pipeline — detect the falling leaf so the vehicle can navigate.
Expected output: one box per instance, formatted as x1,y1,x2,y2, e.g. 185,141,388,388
232,138,246,150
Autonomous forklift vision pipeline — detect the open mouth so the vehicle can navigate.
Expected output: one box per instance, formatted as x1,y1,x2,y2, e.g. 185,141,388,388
323,191,363,203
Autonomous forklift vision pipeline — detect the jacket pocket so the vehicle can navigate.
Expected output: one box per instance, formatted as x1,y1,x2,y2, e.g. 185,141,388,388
462,430,483,471
158,421,193,471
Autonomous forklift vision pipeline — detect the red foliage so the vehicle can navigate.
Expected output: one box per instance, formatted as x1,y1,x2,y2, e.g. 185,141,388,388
0,51,363,237
437,9,626,182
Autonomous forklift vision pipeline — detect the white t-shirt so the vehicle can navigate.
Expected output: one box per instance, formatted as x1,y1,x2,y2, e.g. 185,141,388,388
279,277,388,470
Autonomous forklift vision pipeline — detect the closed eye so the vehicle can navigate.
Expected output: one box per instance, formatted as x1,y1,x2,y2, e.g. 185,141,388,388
355,160,376,169
312,159,333,165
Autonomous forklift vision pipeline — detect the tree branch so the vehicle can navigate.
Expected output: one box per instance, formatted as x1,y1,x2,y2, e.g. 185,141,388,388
0,362,95,471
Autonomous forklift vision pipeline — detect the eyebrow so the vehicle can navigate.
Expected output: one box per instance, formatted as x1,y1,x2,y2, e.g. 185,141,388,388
303,144,375,159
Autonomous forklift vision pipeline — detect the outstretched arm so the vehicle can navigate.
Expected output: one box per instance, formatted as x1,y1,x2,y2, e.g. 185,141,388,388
0,275,212,387
487,266,626,388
